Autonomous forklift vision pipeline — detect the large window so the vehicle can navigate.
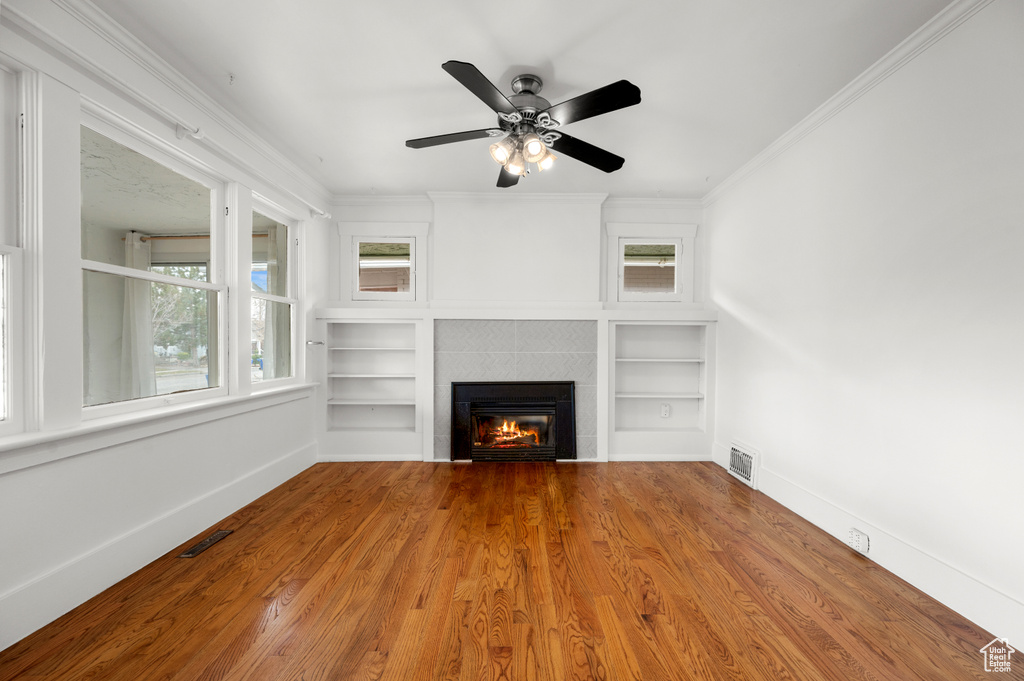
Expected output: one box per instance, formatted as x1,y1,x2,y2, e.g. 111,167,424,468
0,63,22,432
81,124,224,408
251,210,294,382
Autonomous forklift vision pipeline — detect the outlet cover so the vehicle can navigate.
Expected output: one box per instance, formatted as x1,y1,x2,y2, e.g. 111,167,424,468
848,528,870,554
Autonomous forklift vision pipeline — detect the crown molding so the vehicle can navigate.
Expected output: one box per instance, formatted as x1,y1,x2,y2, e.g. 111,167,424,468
333,195,435,207
703,0,996,206
333,194,699,210
427,191,608,206
4,0,330,209
604,197,704,210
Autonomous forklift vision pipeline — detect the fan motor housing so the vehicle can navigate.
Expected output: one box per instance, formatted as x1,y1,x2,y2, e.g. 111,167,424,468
511,74,542,94
508,74,550,119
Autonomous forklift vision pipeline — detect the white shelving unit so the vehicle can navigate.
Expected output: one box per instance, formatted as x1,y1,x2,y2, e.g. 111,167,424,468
326,321,417,432
610,321,715,457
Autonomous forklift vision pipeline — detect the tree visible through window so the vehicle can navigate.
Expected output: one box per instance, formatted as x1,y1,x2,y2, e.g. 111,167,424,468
150,264,211,394
251,211,293,383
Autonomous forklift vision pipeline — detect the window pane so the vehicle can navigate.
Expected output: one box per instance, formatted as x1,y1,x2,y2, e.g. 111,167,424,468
1,67,17,246
0,255,5,421
84,270,219,406
81,126,211,269
251,299,291,382
358,241,410,293
252,212,288,297
150,263,208,282
622,243,676,293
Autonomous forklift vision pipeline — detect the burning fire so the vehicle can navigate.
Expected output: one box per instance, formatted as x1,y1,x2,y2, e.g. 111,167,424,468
481,419,541,448
498,420,523,439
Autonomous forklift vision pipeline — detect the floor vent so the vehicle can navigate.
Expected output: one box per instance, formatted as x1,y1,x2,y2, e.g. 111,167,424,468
728,443,760,489
179,530,232,558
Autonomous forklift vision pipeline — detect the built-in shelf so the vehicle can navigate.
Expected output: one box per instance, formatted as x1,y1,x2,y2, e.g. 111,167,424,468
612,322,708,434
327,373,416,378
325,321,417,432
615,426,706,433
327,398,416,406
615,392,704,399
615,358,703,363
328,425,417,433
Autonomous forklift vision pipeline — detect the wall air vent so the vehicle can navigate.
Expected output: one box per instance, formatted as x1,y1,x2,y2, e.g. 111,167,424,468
179,529,232,558
728,442,760,489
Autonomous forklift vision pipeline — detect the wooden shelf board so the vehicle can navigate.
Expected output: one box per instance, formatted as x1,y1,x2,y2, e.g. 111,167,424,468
327,373,416,379
327,399,416,406
615,392,704,399
615,358,703,363
327,426,417,433
328,347,415,351
614,426,706,433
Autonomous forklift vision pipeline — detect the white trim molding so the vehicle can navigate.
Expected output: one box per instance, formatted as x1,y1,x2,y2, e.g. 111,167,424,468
0,383,316,475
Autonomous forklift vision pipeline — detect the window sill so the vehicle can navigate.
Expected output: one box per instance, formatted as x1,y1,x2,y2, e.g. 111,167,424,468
0,383,317,475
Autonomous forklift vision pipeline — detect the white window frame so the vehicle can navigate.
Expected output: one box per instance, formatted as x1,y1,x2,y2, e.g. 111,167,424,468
0,246,24,436
607,223,697,304
80,114,228,418
0,61,24,435
340,222,428,305
250,197,301,388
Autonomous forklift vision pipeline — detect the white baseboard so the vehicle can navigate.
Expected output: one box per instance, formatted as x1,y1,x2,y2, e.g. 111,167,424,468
609,452,713,462
0,443,316,650
318,452,421,462
712,443,1024,648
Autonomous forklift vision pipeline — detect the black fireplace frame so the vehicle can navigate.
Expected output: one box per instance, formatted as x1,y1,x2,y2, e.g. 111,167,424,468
451,381,576,461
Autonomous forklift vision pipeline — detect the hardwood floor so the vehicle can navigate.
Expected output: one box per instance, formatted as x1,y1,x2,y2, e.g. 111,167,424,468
0,461,1012,680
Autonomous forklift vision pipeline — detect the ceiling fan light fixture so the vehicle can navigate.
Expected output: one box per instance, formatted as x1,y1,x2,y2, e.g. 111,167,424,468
489,136,516,165
505,149,526,176
405,61,641,187
521,132,546,163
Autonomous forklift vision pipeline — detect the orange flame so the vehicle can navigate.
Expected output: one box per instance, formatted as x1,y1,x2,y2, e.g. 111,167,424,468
485,419,540,447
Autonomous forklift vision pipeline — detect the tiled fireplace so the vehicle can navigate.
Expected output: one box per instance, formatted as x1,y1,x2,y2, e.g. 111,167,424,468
434,320,597,460
450,381,576,461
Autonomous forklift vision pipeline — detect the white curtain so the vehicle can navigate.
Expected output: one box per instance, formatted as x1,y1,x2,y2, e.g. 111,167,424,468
263,224,291,379
121,231,156,398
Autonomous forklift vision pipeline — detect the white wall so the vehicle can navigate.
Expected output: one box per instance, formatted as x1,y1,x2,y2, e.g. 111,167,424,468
706,0,1023,644
0,0,328,648
0,394,316,647
431,194,605,304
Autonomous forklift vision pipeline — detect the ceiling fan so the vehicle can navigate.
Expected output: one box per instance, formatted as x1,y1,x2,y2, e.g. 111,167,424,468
406,61,641,188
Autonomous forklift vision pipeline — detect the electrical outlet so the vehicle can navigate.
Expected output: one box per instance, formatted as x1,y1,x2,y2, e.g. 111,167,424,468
660,403,671,418
848,528,870,554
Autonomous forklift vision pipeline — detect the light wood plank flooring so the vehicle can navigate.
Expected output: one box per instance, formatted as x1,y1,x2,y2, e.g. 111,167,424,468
0,462,1012,680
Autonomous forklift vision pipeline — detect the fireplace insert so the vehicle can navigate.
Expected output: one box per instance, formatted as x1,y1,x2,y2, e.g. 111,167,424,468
451,381,576,461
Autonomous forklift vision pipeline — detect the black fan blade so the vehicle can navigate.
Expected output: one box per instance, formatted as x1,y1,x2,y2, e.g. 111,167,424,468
406,128,503,149
540,80,641,127
497,167,520,188
547,133,625,173
442,61,519,118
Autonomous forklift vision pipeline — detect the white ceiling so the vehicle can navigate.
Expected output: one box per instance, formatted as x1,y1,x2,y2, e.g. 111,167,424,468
88,0,949,199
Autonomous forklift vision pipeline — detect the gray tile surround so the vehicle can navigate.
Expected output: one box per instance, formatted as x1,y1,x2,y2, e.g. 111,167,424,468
434,319,598,460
